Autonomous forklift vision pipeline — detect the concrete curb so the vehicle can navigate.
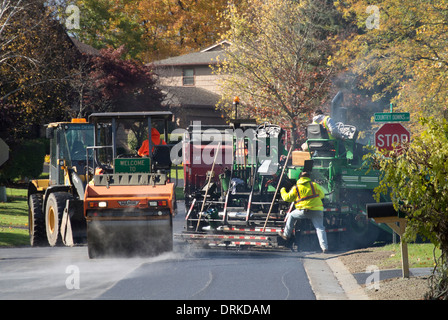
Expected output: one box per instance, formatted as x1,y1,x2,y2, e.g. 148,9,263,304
326,256,370,300
303,252,369,300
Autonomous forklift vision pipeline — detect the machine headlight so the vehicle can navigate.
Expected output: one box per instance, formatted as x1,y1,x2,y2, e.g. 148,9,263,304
149,201,158,207
89,201,108,208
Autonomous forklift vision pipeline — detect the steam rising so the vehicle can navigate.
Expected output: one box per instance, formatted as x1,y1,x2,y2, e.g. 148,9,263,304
0,202,193,300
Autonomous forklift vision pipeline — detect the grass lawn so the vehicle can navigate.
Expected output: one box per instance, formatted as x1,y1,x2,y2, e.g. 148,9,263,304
0,188,29,247
171,165,184,180
375,243,441,269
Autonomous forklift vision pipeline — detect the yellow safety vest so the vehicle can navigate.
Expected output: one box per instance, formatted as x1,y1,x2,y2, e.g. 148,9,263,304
280,177,324,211
314,116,334,140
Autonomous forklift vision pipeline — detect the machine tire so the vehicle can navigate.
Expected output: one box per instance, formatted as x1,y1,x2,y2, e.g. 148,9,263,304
29,193,47,247
345,214,380,249
45,192,73,247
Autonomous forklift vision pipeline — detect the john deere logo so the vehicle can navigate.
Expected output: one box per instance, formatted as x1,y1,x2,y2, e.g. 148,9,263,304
118,200,140,207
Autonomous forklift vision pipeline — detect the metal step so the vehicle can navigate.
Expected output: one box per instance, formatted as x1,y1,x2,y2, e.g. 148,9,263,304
179,232,278,248
217,225,283,234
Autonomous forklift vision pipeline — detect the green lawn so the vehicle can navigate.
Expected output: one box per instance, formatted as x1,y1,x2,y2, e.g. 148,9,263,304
171,165,184,180
375,243,440,269
0,188,29,247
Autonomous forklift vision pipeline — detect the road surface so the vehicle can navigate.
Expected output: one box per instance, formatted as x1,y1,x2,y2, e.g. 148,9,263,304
0,202,318,301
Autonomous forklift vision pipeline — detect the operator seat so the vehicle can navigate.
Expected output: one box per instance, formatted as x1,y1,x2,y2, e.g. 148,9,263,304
152,145,171,170
306,124,336,158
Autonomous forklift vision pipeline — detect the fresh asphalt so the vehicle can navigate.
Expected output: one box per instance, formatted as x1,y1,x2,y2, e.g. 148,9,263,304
0,202,316,300
2,200,428,300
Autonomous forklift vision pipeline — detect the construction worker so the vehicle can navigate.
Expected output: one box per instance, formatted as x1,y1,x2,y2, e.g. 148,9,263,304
138,128,166,157
278,171,328,253
312,109,343,140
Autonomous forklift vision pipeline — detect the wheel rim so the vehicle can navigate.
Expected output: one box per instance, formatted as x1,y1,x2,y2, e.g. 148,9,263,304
28,208,34,235
48,206,56,234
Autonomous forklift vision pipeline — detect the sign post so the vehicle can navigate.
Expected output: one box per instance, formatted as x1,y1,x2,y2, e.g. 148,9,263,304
374,103,410,123
367,203,409,278
371,106,411,277
374,104,410,153
0,138,9,202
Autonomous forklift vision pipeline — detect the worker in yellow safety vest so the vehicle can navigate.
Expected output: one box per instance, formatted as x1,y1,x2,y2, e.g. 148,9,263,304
312,109,343,140
278,171,328,253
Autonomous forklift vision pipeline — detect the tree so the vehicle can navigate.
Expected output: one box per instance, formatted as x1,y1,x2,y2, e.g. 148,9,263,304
215,0,339,146
367,117,448,299
78,46,165,116
74,0,235,61
0,0,78,143
70,0,145,60
333,0,448,133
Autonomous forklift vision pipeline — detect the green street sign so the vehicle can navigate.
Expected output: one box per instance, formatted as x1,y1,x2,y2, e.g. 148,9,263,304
374,112,410,122
114,158,150,173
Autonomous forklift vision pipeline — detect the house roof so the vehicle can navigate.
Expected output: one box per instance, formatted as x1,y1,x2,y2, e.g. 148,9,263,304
153,40,230,67
160,86,221,107
69,37,100,56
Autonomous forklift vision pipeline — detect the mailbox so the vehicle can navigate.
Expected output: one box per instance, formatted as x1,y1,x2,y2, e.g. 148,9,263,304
366,202,409,278
366,202,405,219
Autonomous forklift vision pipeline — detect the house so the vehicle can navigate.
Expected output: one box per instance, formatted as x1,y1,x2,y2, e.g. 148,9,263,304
152,41,231,127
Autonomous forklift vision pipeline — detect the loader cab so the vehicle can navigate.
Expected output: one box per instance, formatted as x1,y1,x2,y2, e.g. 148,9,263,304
46,119,94,186
88,112,173,178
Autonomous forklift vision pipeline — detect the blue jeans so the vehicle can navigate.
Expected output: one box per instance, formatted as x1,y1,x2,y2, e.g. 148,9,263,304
284,209,328,251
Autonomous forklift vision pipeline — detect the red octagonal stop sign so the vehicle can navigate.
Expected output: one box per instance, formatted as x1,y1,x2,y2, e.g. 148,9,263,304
375,123,410,152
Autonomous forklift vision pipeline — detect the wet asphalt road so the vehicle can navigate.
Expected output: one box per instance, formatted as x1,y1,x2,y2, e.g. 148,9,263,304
0,202,315,300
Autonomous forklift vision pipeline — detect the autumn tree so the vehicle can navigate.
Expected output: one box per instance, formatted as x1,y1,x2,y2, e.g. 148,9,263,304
215,0,340,146
0,0,78,143
333,0,448,133
74,0,236,61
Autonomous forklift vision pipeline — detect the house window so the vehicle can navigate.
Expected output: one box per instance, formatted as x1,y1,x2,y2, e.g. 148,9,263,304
182,68,195,86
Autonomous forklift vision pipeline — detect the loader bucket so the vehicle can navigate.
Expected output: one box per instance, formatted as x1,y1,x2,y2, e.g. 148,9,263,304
60,199,86,246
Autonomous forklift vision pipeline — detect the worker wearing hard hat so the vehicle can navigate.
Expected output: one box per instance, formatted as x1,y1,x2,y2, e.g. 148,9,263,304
138,128,166,157
278,171,328,253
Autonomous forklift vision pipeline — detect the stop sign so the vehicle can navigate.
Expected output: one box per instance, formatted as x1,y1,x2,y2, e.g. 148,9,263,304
375,123,410,152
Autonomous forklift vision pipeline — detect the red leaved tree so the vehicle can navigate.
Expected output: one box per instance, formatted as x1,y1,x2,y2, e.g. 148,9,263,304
74,46,165,117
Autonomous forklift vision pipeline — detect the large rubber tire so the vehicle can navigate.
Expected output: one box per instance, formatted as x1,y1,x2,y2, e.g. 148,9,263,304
45,192,73,247
345,214,380,249
29,193,47,246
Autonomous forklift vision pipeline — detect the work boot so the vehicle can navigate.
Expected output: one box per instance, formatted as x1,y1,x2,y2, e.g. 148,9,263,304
278,231,288,240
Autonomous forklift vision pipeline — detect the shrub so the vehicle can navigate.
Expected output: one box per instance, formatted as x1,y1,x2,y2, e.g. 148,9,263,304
0,139,46,183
